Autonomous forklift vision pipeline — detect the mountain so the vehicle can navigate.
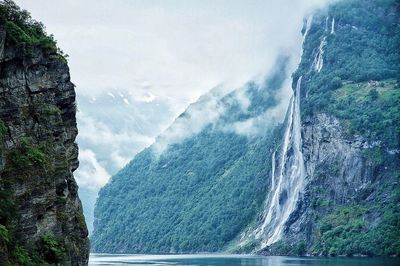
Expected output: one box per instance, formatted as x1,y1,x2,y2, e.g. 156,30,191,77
255,0,400,256
76,89,175,234
91,54,293,253
0,1,89,265
77,89,174,174
92,0,400,256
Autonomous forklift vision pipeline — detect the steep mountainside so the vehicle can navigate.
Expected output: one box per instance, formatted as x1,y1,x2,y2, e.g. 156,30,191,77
92,56,292,253
0,2,89,265
255,0,400,256
93,0,399,257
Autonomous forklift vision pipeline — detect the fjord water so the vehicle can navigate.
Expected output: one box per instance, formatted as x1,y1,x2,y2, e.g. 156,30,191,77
89,254,400,266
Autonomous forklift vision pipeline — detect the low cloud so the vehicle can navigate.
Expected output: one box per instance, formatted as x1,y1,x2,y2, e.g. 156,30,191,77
110,151,131,169
17,0,330,113
77,112,155,148
14,0,332,230
152,87,228,155
225,75,294,137
75,149,111,191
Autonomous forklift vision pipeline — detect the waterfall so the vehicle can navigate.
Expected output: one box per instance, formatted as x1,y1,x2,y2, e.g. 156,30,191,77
255,76,306,248
313,16,333,72
325,16,329,32
313,37,326,72
252,15,311,249
298,16,313,64
271,151,276,190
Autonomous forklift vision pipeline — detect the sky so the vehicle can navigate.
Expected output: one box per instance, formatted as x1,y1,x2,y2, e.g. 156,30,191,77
15,0,329,232
16,0,328,109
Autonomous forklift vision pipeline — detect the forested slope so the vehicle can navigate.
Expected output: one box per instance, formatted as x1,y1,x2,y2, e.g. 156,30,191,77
91,56,291,253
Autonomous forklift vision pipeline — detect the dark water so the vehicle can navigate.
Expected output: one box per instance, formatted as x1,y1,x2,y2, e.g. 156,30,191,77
89,254,400,266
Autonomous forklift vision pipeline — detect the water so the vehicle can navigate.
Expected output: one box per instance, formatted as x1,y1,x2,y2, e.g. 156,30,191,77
256,76,306,248
313,37,326,72
89,254,400,266
325,16,329,32
252,17,313,247
253,15,312,249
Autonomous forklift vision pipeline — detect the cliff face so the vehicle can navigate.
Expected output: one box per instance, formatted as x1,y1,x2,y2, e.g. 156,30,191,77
259,0,400,256
0,4,89,265
277,112,400,255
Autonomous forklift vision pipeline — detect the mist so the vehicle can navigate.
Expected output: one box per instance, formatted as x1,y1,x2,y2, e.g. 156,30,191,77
14,0,331,234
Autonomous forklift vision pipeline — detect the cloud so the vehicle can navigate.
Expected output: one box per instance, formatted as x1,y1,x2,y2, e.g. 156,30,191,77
74,149,111,191
16,0,330,114
110,151,131,169
152,86,228,155
14,0,332,231
15,0,332,163
225,75,294,137
233,88,251,113
77,112,155,149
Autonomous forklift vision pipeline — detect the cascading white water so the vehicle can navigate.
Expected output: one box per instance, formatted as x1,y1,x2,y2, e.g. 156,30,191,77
271,151,276,190
252,15,312,249
255,97,293,238
313,16,333,72
255,76,306,248
300,16,313,63
325,16,329,32
313,37,326,72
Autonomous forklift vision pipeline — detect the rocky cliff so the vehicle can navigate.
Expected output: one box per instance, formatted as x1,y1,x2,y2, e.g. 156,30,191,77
257,0,400,256
0,2,89,265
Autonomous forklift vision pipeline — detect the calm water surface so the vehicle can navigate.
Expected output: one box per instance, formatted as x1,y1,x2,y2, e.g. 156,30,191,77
89,254,400,266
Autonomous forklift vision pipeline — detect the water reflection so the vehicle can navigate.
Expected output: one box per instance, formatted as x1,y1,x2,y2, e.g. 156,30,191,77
90,254,400,266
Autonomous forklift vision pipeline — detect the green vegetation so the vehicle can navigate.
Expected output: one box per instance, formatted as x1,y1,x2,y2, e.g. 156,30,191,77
9,233,66,266
0,0,65,56
38,233,67,265
6,137,52,176
228,239,261,254
0,212,67,266
281,0,400,257
0,119,7,143
93,131,276,253
271,241,307,256
43,105,61,116
75,211,86,230
92,58,289,253
312,202,400,256
296,0,399,83
0,224,10,244
93,0,400,255
55,196,67,206
298,0,400,133
326,80,399,147
0,2,78,265
0,152,67,262
0,132,64,264
0,189,15,226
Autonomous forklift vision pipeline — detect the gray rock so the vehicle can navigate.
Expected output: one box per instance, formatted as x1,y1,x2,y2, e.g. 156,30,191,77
0,28,89,265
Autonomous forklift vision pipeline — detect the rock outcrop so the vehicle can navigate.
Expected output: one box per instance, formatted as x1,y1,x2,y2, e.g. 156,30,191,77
0,10,89,266
258,0,400,256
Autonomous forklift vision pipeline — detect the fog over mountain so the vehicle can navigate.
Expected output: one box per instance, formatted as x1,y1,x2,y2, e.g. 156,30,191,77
15,0,330,233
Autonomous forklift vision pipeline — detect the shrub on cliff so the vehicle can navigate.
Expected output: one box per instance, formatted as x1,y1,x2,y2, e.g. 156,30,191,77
0,0,57,53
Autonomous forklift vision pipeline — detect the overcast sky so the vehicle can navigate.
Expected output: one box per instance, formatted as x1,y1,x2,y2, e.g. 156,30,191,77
14,0,329,232
16,0,328,111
